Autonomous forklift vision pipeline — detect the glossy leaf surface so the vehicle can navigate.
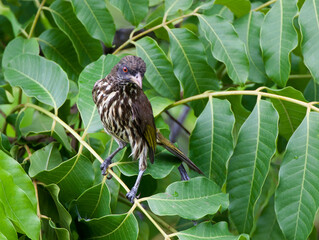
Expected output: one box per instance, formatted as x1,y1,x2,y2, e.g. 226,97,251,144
227,100,279,233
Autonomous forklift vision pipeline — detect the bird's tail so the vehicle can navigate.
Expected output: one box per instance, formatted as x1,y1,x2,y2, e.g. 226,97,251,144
156,130,203,175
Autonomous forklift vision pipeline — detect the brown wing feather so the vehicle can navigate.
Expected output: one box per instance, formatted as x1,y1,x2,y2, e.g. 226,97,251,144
132,89,156,163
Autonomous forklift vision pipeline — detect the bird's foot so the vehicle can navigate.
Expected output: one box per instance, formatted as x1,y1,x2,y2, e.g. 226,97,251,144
126,187,138,203
100,158,112,179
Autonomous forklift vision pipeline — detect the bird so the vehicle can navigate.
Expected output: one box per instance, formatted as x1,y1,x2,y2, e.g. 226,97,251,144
92,55,203,203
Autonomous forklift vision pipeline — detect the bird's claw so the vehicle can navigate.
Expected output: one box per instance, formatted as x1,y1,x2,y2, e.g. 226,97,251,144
126,187,138,203
100,158,112,179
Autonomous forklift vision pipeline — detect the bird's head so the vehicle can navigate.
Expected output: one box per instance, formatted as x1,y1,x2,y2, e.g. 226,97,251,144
115,55,146,88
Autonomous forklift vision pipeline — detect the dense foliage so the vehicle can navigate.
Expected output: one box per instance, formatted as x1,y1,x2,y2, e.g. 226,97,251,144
1,0,319,239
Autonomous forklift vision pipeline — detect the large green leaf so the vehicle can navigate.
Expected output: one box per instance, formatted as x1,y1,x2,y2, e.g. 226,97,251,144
168,28,219,116
0,151,40,240
147,177,228,220
109,0,148,26
267,87,307,140
71,0,115,46
234,11,267,84
227,100,279,233
304,79,319,102
145,90,174,117
78,213,138,239
0,151,37,207
70,183,111,219
275,112,319,240
2,37,39,67
260,0,298,87
0,1,22,37
177,222,249,240
0,202,17,240
0,88,9,104
215,0,251,17
42,219,70,240
77,54,120,133
29,143,62,177
299,0,319,84
3,54,69,109
21,113,72,152
189,98,234,187
39,184,72,236
164,0,192,16
50,0,102,66
0,133,11,155
32,154,94,203
253,197,284,240
223,95,250,140
38,28,83,82
135,36,180,100
197,14,249,85
118,149,180,179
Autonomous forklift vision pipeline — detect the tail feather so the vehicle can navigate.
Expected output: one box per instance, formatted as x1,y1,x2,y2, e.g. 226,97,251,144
156,131,203,175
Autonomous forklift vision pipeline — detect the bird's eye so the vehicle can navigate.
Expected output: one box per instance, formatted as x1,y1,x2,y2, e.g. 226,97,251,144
123,67,128,73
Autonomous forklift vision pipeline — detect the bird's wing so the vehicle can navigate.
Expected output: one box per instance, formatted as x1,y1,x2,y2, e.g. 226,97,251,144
132,90,156,163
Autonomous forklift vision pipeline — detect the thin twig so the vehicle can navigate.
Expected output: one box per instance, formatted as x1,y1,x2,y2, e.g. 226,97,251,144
289,74,312,79
165,110,190,136
113,8,200,55
28,0,46,38
167,90,319,112
253,0,277,12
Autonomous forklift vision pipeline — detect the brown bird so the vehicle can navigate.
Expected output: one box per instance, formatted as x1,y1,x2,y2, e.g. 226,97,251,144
92,55,203,203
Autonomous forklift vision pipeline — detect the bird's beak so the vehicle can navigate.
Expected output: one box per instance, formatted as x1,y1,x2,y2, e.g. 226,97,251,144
131,72,143,88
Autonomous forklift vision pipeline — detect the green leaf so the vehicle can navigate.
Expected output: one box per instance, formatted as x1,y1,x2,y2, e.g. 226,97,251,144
39,184,72,235
0,88,10,104
50,0,102,66
197,14,249,85
42,219,70,240
78,213,138,239
71,0,115,46
275,112,319,240
2,37,39,67
168,28,219,116
0,133,11,155
21,113,72,152
109,0,148,26
0,151,40,240
164,0,192,16
147,177,229,220
234,11,267,84
145,90,174,117
77,54,120,133
299,0,319,84
177,222,249,240
0,202,17,240
118,150,180,179
227,100,279,233
135,37,180,100
304,79,319,102
0,151,37,206
32,154,94,203
267,87,307,140
260,0,298,87
71,183,111,219
0,1,22,36
215,0,251,17
29,143,62,177
224,95,250,139
253,197,284,240
189,98,234,187
38,28,83,82
3,54,69,109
